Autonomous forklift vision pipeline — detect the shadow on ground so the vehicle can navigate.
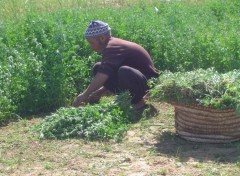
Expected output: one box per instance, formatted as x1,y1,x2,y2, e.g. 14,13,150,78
154,131,240,163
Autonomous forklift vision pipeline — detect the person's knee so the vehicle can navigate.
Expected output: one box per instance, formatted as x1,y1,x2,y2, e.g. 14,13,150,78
118,66,132,78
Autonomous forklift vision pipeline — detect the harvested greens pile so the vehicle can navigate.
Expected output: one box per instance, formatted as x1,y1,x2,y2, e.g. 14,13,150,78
32,92,135,141
150,68,240,112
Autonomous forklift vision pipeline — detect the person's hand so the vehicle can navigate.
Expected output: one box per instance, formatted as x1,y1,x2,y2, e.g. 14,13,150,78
72,93,88,107
87,91,104,104
87,88,112,104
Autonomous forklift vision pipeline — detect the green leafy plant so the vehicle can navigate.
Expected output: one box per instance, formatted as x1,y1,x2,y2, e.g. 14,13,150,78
150,68,240,113
32,92,135,141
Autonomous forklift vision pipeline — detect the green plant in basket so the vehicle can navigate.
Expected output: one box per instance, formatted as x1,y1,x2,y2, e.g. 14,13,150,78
150,68,240,113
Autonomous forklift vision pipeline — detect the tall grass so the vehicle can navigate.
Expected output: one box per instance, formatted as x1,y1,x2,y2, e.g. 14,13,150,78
0,0,239,123
0,0,152,21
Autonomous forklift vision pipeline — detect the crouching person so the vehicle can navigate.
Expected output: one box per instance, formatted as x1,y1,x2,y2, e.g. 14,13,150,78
72,20,159,110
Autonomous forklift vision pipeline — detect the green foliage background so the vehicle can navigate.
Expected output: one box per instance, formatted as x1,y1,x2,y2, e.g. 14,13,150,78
0,0,240,123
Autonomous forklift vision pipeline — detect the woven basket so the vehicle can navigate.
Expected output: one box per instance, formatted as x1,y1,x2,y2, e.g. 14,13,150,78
173,104,240,143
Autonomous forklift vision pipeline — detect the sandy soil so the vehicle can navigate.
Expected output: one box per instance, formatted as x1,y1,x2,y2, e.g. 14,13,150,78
0,103,240,176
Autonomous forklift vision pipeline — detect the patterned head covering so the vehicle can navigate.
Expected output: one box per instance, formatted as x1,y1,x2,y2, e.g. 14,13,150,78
85,20,111,39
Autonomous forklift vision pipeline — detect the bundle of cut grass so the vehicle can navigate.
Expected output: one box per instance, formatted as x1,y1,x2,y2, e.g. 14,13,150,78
32,92,135,141
150,68,240,113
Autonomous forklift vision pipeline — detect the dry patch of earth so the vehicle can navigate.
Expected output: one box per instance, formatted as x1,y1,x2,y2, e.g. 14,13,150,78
1,103,240,176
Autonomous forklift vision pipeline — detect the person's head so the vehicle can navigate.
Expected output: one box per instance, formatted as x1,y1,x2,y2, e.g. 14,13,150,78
85,20,111,53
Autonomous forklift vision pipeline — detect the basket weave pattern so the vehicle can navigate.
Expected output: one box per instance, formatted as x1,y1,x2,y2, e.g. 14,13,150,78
174,104,240,143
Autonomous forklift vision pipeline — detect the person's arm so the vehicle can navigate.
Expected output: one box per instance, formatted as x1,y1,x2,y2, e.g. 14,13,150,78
72,72,109,107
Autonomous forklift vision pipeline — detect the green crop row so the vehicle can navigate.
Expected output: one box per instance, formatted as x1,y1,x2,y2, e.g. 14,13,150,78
0,0,239,124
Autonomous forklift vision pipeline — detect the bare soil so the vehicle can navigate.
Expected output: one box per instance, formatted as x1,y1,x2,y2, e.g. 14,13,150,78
1,102,240,176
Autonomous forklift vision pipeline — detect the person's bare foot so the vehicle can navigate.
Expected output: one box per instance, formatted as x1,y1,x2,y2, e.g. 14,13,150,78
143,91,150,101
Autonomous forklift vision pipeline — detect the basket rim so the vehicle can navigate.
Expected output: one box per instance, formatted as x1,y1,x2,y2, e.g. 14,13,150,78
170,101,235,113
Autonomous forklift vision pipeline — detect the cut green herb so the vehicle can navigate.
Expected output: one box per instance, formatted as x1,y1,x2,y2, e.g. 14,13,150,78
150,68,240,113
31,92,135,141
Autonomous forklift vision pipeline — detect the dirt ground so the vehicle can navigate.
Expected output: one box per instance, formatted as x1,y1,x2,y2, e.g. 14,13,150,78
1,102,240,176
